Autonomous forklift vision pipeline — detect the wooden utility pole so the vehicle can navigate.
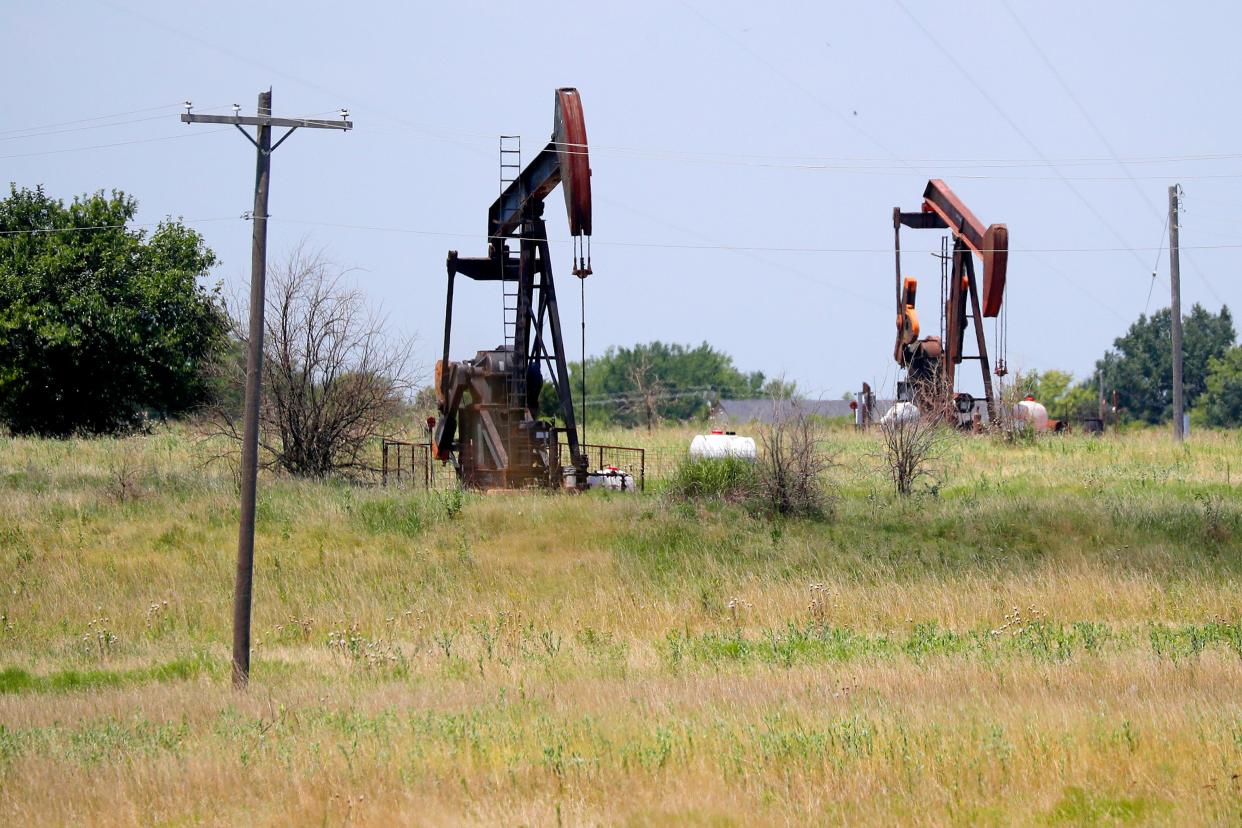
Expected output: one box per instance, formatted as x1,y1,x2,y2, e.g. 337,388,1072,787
181,91,352,689
1169,184,1185,442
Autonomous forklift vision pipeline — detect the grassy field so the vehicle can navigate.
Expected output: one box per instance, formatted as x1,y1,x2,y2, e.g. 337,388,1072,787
1,425,1241,825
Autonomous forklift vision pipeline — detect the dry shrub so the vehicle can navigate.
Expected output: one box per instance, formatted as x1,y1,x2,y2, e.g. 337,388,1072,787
879,380,955,498
104,440,147,502
212,244,415,479
756,397,834,518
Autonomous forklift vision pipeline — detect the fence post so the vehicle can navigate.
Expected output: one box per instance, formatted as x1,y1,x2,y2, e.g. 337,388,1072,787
382,441,389,487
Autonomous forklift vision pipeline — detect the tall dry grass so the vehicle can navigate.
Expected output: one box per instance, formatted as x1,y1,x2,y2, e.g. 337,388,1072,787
0,424,1240,824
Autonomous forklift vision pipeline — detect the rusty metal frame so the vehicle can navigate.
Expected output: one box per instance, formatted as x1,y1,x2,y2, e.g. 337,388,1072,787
893,180,1004,423
436,89,592,491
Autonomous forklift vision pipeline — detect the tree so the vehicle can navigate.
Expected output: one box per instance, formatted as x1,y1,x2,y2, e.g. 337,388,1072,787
1094,304,1234,424
1012,371,1110,424
624,351,665,431
548,341,766,427
214,245,415,478
1199,346,1242,426
0,185,226,436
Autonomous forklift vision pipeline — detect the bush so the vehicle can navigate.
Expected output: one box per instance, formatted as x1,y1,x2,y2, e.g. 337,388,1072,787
0,186,226,436
756,403,833,517
666,457,757,502
666,404,834,519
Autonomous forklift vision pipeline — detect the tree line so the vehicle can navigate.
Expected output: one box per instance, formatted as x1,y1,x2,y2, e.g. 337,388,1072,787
0,186,410,479
536,341,794,430
5,184,1242,465
1017,304,1241,427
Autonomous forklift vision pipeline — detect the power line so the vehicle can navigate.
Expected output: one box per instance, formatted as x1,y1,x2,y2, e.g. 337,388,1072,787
0,104,285,143
595,194,890,311
893,0,1156,277
0,102,193,137
363,118,1242,172
0,113,182,142
0,216,239,237
999,2,1225,306
1170,190,1227,305
269,215,1242,255
679,0,928,181
0,128,233,160
1144,211,1170,316
1027,253,1129,325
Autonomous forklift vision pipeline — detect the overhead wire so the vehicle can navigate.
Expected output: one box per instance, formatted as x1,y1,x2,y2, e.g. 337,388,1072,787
1171,189,1227,305
1,112,174,142
52,4,1236,340
0,108,345,161
267,216,1242,255
893,0,1158,284
0,102,199,137
999,1,1225,306
364,116,1242,172
1144,211,1169,316
0,128,233,160
0,103,247,142
0,216,241,237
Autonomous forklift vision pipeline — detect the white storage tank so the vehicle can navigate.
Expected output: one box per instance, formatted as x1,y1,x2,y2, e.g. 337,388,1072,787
1013,397,1050,432
880,401,920,427
690,430,757,461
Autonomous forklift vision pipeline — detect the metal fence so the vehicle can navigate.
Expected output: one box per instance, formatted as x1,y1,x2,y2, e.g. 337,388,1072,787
381,438,660,491
380,440,456,491
554,441,648,491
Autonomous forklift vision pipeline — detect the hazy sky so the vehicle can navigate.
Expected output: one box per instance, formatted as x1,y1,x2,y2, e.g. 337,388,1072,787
4,1,1240,400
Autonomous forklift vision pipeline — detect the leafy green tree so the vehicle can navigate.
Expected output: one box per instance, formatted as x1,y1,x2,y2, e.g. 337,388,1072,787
1060,384,1101,421
0,185,226,436
541,341,765,427
1013,369,1073,405
1093,304,1234,424
1013,368,1085,420
1198,346,1242,426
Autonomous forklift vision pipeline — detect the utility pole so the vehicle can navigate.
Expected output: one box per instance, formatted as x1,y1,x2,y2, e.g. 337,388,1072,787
1098,370,1105,423
181,91,352,689
1168,184,1184,442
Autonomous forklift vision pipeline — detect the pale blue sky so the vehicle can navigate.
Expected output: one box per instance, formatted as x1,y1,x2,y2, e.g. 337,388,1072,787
4,1,1240,399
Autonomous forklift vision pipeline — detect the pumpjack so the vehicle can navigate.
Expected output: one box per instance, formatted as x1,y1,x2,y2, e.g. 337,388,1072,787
892,179,1009,425
434,88,593,489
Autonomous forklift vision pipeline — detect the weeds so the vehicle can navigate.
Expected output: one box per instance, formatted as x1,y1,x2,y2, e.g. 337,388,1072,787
80,614,117,661
5,426,1242,825
327,624,405,670
666,456,756,501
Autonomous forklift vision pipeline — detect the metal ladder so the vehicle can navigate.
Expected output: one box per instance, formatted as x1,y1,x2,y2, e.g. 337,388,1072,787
498,135,529,468
939,234,949,345
500,135,522,360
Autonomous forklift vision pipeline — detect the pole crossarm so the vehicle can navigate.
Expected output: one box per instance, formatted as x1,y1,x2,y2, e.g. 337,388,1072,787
181,113,352,130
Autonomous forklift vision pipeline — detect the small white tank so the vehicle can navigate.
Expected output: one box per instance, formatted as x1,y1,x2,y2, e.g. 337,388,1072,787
880,401,920,427
1013,397,1050,431
690,431,757,461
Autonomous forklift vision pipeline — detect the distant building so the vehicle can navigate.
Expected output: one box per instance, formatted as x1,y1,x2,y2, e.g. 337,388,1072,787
713,396,991,426
713,398,884,425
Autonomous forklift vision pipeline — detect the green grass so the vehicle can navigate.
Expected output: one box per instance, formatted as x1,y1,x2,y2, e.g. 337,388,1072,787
1,424,1241,825
0,654,217,695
